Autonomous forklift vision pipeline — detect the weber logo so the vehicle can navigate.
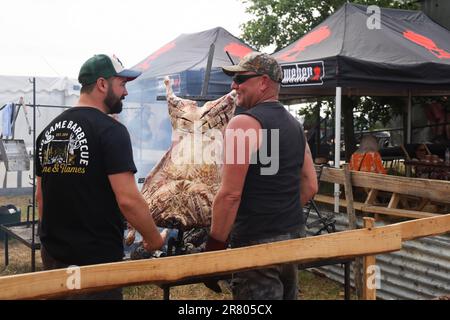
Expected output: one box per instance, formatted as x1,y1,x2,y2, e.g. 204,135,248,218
281,61,325,87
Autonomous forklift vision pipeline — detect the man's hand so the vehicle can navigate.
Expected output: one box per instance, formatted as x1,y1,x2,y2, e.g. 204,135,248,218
142,239,154,253
203,235,228,293
142,228,169,252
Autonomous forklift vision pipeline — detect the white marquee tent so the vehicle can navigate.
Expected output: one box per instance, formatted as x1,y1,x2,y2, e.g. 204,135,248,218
0,75,80,189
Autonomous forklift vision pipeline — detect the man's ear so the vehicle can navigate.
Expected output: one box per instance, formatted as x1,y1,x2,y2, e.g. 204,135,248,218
96,78,108,94
260,75,270,92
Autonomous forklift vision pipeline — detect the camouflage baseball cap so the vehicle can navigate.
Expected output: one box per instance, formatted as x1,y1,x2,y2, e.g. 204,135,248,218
222,52,283,83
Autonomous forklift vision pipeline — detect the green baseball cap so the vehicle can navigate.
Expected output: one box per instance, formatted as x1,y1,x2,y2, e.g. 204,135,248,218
222,52,283,83
78,54,142,86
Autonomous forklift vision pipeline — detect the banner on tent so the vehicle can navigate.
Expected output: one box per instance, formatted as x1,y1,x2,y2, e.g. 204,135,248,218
281,61,325,87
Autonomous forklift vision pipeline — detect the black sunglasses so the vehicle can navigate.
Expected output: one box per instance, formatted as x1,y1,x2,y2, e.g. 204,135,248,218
232,73,263,85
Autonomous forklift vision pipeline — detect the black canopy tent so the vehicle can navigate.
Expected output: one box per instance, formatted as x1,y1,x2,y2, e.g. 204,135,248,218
274,3,450,98
272,3,450,210
121,27,254,179
128,26,254,100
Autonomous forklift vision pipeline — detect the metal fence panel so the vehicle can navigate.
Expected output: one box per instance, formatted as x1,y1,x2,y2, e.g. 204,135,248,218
306,209,450,299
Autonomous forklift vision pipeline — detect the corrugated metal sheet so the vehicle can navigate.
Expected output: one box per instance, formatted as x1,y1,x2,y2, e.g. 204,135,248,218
305,209,450,299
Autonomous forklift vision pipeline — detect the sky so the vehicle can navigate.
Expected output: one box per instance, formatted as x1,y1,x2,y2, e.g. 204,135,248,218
0,0,252,79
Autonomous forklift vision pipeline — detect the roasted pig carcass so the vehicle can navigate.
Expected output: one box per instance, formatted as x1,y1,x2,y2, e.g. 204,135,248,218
139,77,236,233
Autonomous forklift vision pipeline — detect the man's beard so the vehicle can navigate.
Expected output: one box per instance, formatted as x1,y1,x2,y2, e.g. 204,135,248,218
104,87,123,114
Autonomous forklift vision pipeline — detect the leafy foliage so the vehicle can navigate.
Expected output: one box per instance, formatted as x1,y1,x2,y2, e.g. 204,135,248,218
298,96,402,129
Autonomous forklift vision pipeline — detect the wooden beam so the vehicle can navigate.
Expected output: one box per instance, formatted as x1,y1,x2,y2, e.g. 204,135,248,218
391,214,450,241
365,189,379,205
343,165,357,229
319,167,450,204
343,165,363,299
362,218,377,300
388,193,401,209
1,215,450,300
423,143,431,155
362,205,439,220
314,194,442,219
315,194,364,211
319,166,346,185
0,227,403,300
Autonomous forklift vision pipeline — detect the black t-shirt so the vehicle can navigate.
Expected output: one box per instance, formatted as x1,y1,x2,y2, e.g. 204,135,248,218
36,107,137,266
231,102,305,243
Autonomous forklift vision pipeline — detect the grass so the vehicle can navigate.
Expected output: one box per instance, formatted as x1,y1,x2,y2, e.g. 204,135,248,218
1,195,352,300
122,270,352,300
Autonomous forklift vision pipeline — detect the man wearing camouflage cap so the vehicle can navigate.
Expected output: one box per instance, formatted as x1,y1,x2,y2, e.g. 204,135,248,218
204,52,318,299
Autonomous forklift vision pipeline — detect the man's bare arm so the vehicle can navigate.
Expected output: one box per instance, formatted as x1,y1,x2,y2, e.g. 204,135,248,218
210,115,262,242
300,143,318,206
36,176,43,221
109,172,165,251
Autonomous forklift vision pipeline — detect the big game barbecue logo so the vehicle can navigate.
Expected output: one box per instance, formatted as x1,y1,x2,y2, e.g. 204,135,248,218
38,120,89,174
281,61,325,87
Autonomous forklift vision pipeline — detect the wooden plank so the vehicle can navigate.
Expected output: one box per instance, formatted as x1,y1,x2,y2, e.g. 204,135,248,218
365,189,379,205
391,213,450,241
320,166,346,185
362,205,440,220
0,227,403,300
319,166,450,204
388,193,401,209
343,165,363,299
423,143,432,155
343,165,357,229
314,194,442,219
315,194,364,211
362,218,377,300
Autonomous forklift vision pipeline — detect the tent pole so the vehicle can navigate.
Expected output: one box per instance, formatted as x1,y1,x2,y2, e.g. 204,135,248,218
407,90,412,144
334,87,342,213
32,77,37,271
316,99,321,160
201,43,215,97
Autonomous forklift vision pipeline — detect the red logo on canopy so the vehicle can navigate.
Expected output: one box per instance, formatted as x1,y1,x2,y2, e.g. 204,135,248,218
137,41,177,71
277,26,331,62
224,43,253,58
403,30,450,59
311,66,322,81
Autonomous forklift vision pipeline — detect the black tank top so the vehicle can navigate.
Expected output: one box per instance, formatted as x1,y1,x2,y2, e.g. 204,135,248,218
231,101,306,242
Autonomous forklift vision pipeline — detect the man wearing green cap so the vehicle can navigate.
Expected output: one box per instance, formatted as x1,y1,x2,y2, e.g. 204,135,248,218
204,52,318,299
35,54,166,299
